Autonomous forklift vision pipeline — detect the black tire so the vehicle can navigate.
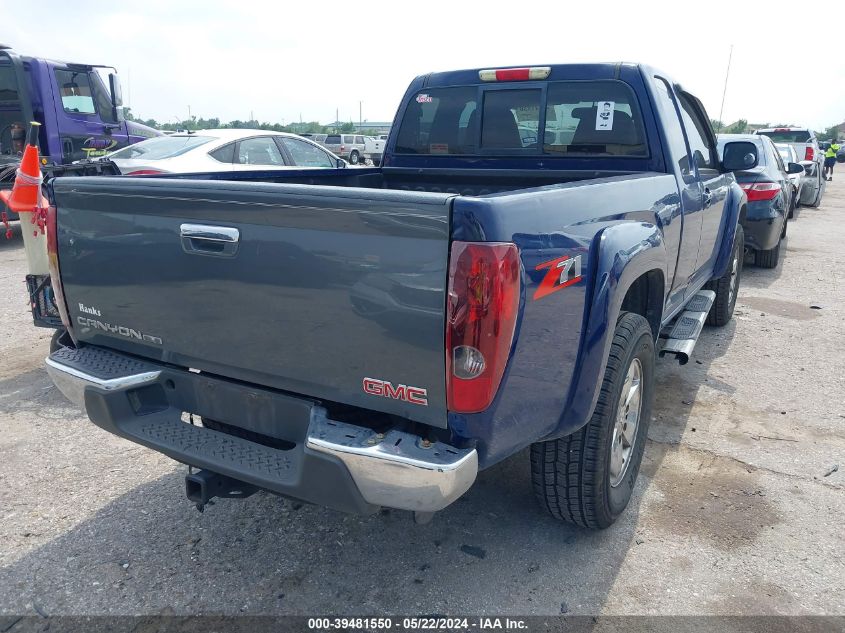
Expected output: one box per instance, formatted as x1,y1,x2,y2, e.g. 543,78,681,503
810,173,824,207
530,312,654,529
49,328,74,353
705,225,743,326
754,238,781,269
349,150,360,165
788,193,795,219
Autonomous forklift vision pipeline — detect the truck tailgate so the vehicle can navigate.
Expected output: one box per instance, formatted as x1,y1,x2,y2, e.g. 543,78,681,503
52,177,453,427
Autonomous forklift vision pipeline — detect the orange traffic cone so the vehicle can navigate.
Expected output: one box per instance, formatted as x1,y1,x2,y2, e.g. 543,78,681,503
0,121,46,213
1,122,50,274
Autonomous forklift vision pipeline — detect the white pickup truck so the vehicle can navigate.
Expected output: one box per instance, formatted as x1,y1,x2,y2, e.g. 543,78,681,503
364,136,385,166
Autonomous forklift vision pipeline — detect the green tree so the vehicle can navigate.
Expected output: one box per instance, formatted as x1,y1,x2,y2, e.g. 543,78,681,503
817,125,840,142
125,113,335,135
710,119,724,132
195,117,220,129
727,119,748,134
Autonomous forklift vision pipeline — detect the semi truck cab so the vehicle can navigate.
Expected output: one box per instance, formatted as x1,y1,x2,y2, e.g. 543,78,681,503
0,44,160,167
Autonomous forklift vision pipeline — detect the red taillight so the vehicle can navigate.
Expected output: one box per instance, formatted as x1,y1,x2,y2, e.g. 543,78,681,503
446,241,520,413
804,147,814,161
740,182,780,201
46,205,73,335
125,169,165,176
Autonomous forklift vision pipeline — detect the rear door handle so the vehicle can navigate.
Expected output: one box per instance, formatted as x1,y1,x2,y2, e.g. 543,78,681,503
180,223,239,257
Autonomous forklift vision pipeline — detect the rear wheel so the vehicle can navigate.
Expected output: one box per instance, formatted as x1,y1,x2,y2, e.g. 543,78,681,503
810,173,824,207
530,312,654,529
705,225,743,326
49,328,74,353
755,238,781,269
349,150,360,165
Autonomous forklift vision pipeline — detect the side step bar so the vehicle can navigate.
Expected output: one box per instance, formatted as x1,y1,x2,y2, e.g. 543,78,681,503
659,290,715,365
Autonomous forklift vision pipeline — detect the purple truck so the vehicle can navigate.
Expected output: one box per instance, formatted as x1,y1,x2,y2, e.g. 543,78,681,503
1,45,153,331
0,44,159,168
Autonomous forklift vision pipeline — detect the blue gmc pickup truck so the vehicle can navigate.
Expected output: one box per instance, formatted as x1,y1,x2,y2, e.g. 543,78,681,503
45,63,758,528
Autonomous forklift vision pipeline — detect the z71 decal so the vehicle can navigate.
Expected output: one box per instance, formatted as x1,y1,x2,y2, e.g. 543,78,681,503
533,254,583,300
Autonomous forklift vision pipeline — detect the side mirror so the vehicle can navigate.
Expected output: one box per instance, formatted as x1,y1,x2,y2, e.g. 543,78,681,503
721,141,758,171
108,73,124,121
336,158,347,169
787,162,804,175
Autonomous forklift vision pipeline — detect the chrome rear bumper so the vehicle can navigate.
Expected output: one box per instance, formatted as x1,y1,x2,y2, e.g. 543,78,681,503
306,418,477,512
45,355,160,408
46,346,477,513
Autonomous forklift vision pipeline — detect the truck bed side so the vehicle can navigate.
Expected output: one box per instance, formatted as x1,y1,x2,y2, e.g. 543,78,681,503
448,172,681,465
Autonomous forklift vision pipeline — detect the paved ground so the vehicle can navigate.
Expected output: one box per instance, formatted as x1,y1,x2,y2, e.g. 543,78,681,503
0,180,843,617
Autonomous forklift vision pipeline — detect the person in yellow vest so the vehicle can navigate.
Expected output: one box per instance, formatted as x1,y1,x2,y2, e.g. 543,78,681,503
824,140,841,181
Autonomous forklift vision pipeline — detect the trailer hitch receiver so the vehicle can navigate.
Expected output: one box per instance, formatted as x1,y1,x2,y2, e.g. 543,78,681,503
185,469,257,510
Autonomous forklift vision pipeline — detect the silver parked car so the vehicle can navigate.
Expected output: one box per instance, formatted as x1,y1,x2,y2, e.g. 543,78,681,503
105,129,346,175
775,144,803,218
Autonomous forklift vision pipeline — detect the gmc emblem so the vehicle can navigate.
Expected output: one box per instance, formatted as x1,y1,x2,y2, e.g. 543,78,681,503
362,377,428,406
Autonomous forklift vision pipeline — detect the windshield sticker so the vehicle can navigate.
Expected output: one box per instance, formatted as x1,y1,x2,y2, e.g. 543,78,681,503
416,93,433,104
595,101,615,131
430,143,449,154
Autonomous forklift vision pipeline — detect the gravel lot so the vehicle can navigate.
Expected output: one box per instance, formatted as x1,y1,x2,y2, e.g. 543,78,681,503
0,180,843,617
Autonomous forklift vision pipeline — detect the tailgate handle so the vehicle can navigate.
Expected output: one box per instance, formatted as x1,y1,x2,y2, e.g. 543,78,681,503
180,224,239,257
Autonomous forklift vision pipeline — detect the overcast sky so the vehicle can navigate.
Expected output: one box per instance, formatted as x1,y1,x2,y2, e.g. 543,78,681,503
4,0,844,129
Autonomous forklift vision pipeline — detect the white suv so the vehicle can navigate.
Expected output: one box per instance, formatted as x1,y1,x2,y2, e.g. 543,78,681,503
321,134,367,165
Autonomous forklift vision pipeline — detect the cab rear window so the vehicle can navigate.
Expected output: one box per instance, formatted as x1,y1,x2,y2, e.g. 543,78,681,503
756,130,811,143
394,80,647,157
